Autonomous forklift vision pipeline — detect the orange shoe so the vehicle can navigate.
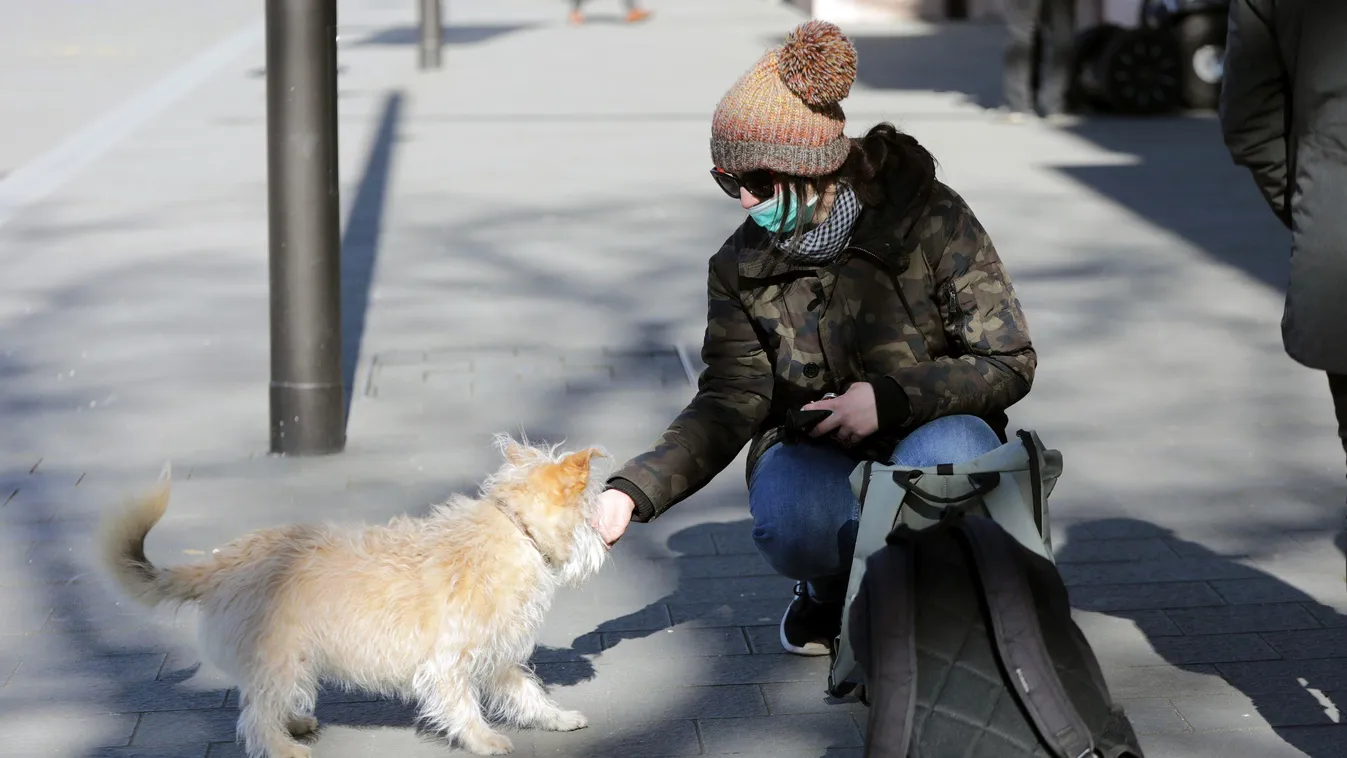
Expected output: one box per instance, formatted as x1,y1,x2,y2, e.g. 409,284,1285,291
624,8,652,23
568,10,585,24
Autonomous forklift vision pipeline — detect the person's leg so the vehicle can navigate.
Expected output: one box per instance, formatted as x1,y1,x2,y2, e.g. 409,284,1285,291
749,415,1004,655
1035,0,1077,116
568,0,584,24
892,414,1005,470
749,441,861,655
1001,0,1041,115
749,442,859,601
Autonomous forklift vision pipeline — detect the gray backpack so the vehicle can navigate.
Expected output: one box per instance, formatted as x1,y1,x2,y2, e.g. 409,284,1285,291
828,430,1144,758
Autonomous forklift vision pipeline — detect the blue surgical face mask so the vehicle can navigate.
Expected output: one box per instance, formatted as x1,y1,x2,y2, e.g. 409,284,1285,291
748,186,817,233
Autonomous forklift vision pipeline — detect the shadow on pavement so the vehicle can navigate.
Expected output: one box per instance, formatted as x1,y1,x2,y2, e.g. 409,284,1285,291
1065,518,1347,758
341,90,403,425
843,20,1292,295
849,21,1007,110
556,517,866,757
352,24,537,47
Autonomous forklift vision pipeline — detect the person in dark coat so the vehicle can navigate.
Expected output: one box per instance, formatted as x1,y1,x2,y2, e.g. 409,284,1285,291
1219,0,1347,486
1001,0,1077,118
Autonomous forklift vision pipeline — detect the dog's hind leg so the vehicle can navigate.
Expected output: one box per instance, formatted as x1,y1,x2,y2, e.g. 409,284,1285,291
237,685,312,758
413,663,513,755
484,665,587,732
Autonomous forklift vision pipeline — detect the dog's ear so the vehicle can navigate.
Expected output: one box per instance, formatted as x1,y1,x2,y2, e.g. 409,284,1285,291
561,448,600,479
496,435,538,467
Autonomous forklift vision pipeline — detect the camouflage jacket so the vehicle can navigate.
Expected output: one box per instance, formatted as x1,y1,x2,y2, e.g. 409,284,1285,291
607,175,1037,523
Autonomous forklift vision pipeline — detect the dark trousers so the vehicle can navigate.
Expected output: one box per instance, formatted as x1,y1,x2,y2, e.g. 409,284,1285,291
1002,0,1076,115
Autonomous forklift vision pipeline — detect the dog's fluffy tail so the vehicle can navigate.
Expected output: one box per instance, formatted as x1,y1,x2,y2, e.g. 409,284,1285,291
100,465,217,607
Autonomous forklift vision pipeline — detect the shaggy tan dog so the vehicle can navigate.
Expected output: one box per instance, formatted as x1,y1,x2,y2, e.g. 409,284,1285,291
100,437,612,757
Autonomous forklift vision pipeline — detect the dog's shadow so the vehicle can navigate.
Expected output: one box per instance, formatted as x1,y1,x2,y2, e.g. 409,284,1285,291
167,645,597,747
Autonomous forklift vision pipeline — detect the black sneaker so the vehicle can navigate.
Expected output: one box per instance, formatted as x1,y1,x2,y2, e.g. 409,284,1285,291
780,582,843,656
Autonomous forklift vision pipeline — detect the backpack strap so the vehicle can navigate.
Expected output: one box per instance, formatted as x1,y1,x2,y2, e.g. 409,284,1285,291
955,516,1097,758
853,540,918,758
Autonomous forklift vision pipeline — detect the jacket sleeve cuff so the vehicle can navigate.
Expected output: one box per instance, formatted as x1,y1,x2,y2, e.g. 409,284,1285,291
605,477,658,523
872,377,914,433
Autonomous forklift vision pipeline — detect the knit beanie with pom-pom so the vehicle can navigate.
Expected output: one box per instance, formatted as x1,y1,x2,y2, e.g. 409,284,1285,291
710,20,858,178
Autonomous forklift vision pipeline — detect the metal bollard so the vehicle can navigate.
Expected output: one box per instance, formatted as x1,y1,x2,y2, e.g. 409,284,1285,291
418,0,443,70
264,0,346,456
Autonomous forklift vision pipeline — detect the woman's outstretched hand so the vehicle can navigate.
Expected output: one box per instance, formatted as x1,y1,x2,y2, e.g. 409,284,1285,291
593,488,636,547
805,382,879,446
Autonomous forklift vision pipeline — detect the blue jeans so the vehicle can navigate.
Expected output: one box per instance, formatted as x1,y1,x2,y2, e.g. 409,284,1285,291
748,414,1003,603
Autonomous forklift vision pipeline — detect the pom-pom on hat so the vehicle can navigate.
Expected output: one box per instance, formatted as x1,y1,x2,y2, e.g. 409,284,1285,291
711,21,858,178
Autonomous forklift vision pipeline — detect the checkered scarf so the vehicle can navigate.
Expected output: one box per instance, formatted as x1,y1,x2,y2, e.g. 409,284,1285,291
778,184,861,265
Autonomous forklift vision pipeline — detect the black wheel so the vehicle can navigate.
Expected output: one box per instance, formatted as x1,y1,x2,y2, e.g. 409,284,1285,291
1098,28,1185,115
1070,24,1126,113
1177,11,1227,110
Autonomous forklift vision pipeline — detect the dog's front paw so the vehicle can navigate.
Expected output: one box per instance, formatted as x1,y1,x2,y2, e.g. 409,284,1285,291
462,730,514,755
542,709,588,732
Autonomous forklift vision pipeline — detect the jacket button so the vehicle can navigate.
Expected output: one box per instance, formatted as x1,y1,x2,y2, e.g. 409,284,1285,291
803,363,820,379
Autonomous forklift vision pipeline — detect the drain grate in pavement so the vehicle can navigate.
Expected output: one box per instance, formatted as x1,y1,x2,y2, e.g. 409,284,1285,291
364,344,700,400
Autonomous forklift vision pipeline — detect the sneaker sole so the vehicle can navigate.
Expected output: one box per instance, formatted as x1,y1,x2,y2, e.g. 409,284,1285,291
779,604,831,657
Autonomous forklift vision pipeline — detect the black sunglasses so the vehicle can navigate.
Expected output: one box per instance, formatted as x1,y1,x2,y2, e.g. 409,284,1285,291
710,167,776,200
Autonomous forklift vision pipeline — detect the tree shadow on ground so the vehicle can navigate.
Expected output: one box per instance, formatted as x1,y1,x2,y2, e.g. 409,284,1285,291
1063,518,1347,757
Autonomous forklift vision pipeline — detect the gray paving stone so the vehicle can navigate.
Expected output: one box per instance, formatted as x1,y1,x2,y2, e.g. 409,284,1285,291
0,711,140,754
1060,559,1261,587
532,633,602,663
529,717,703,756
608,684,768,721
673,575,797,604
1069,582,1227,612
1115,697,1191,735
709,525,758,556
313,699,419,729
1149,633,1281,665
1261,628,1347,660
698,713,863,755
89,746,211,758
132,709,238,746
1271,725,1347,756
761,681,867,715
1103,664,1232,699
0,598,51,635
669,599,784,628
583,603,671,632
1054,538,1180,564
10,651,167,684
579,653,827,689
1218,659,1347,694
1137,727,1324,758
1210,578,1318,605
744,625,783,655
1305,603,1347,628
1172,692,1341,729
1075,522,1173,541
599,626,750,659
1166,603,1322,635
1110,609,1185,637
654,553,778,579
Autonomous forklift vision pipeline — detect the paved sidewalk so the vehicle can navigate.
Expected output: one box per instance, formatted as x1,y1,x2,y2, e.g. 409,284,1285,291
1,0,1345,756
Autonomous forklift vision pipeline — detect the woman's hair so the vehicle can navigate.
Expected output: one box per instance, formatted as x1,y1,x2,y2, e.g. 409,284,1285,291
770,122,937,250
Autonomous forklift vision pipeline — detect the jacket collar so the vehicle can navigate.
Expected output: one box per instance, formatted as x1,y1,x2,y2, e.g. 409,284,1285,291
736,165,931,280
